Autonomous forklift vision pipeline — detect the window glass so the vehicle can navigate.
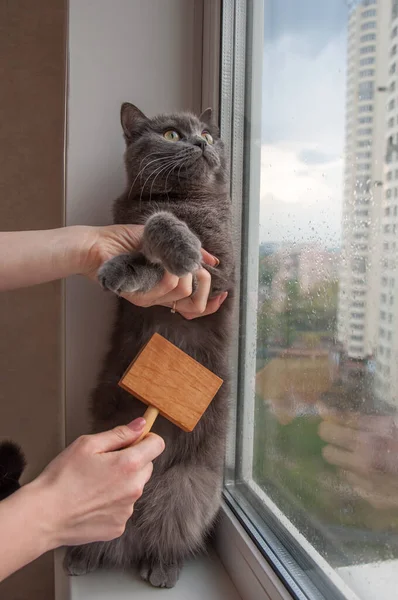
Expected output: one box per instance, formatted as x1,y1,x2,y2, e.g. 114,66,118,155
224,1,398,599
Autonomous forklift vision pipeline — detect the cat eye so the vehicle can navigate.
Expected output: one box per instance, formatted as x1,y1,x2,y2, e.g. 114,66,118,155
201,131,214,145
163,130,180,142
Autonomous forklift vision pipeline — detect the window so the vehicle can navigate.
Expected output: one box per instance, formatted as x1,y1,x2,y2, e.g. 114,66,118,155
360,56,376,66
361,33,377,43
222,1,398,599
362,20,377,31
351,334,364,341
357,126,372,135
356,151,372,159
360,68,375,77
352,300,365,307
358,80,374,101
358,115,373,123
359,45,376,55
358,104,373,113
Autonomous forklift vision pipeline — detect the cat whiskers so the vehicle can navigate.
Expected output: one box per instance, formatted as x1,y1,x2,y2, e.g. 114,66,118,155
147,152,190,205
163,151,193,201
139,157,181,209
127,154,174,201
177,151,195,185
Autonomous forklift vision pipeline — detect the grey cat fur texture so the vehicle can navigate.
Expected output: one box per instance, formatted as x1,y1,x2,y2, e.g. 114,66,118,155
64,103,235,588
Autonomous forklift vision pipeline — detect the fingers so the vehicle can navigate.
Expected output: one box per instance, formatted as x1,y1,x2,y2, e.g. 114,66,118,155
319,416,398,476
120,272,194,308
178,269,211,315
318,421,357,453
200,249,220,267
118,433,165,471
129,461,154,503
178,291,228,320
121,271,180,307
156,273,193,304
343,469,398,509
322,444,366,473
318,405,398,438
83,419,147,454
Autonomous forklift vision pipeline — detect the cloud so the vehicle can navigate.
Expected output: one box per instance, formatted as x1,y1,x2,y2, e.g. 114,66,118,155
264,0,347,55
262,31,347,149
259,143,343,247
298,149,340,165
257,14,347,246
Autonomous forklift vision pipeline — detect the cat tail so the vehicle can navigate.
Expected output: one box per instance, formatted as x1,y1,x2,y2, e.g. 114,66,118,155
0,441,26,501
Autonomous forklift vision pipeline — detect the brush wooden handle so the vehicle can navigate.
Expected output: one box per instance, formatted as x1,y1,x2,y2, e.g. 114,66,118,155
133,405,159,444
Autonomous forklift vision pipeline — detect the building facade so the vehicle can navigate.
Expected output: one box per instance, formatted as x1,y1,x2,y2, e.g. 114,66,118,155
338,0,391,362
374,0,398,405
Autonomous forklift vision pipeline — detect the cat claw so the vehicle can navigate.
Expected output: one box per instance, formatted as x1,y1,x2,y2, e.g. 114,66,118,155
139,560,181,588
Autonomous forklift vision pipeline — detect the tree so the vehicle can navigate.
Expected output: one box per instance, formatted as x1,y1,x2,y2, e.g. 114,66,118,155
258,256,277,288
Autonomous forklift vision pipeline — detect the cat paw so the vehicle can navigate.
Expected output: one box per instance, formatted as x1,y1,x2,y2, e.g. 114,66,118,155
139,560,182,588
98,253,162,294
63,548,97,577
143,212,202,277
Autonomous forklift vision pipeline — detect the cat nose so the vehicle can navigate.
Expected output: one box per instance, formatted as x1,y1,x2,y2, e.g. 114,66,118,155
193,137,206,150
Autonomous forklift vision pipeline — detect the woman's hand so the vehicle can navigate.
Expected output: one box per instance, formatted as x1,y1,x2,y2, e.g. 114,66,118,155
27,419,164,547
0,225,227,318
318,408,398,510
82,224,227,319
0,418,164,582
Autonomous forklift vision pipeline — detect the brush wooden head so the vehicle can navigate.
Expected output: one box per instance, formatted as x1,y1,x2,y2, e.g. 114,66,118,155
118,333,223,432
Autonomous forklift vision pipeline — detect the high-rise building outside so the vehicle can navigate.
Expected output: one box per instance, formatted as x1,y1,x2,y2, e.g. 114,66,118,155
338,0,391,364
374,0,398,405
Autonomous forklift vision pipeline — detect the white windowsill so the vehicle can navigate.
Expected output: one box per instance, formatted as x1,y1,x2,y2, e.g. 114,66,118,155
337,559,398,600
55,549,242,600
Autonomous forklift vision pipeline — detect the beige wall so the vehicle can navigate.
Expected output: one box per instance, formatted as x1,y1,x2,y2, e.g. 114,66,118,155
0,1,67,599
66,0,203,444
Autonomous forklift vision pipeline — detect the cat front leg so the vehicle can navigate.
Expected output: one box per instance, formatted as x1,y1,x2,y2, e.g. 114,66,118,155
98,251,164,294
142,211,202,277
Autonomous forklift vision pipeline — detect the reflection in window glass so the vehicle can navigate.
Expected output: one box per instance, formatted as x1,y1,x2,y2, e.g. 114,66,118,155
245,0,398,598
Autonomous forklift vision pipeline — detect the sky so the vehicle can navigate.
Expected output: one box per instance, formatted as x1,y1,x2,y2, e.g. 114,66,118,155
259,0,349,246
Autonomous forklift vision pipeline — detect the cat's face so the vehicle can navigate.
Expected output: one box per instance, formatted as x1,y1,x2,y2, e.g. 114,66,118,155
120,103,227,197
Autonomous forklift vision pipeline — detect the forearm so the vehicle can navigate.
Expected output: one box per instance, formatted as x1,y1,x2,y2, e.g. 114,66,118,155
0,226,95,291
0,482,55,582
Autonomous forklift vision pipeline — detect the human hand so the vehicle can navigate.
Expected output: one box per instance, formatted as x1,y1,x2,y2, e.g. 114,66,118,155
25,418,164,547
318,407,398,509
80,224,227,319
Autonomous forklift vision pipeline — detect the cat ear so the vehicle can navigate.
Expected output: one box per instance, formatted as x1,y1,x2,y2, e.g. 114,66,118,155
200,107,213,125
120,103,147,139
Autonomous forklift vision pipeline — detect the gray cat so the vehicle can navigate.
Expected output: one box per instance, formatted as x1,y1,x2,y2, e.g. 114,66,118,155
64,103,235,588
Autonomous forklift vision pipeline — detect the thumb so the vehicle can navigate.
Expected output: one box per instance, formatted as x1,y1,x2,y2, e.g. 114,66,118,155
91,418,146,453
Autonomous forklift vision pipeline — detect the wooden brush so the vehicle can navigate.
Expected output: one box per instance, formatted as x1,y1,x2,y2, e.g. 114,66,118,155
118,333,223,443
